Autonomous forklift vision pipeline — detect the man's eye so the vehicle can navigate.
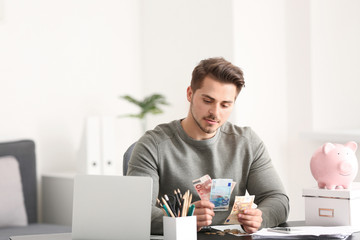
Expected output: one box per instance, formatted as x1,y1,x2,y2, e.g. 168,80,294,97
204,99,211,103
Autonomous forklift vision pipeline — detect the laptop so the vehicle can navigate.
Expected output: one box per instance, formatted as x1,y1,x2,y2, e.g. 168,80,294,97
71,174,153,240
10,175,159,240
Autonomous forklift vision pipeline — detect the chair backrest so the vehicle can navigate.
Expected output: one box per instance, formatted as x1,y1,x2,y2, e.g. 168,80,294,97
122,142,137,175
0,140,37,223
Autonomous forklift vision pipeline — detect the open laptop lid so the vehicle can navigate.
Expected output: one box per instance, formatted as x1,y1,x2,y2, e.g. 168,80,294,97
72,175,152,240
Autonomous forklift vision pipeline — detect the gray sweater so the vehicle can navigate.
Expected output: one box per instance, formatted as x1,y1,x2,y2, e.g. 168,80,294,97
127,120,289,234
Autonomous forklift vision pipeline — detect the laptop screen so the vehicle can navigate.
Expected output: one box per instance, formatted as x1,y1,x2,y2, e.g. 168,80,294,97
72,175,152,240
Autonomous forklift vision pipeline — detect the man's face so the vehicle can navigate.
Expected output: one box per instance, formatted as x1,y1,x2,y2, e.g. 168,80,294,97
187,76,237,138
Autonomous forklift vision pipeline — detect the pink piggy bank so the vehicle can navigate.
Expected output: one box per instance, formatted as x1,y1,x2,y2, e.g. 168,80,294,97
310,141,358,190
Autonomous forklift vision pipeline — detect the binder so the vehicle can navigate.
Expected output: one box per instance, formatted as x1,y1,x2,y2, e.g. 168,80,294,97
101,116,117,175
85,117,102,174
83,116,118,175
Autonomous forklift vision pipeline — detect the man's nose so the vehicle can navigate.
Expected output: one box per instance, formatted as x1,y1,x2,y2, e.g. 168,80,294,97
209,104,220,116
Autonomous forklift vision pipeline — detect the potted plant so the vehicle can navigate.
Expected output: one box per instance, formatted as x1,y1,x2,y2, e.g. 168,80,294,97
119,93,169,132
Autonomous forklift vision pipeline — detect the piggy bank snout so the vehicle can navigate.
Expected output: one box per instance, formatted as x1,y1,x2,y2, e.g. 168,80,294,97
338,161,354,176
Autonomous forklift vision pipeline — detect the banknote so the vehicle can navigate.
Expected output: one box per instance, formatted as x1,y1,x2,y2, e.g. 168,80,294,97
230,181,236,193
224,195,255,224
193,175,237,202
209,179,233,211
192,174,212,200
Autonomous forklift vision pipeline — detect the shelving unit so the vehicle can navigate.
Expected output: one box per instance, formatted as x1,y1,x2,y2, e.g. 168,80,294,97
301,130,360,143
41,172,76,226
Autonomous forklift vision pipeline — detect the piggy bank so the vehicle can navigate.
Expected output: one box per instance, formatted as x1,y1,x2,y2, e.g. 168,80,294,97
310,141,358,190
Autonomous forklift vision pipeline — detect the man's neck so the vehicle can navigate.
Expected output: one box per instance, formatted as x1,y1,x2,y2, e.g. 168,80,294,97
180,116,216,140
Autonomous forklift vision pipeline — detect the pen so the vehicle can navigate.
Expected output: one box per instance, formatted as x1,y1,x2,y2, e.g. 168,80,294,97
164,194,178,217
177,188,183,199
174,190,182,216
174,190,182,208
187,204,195,216
177,188,184,216
189,193,192,208
160,189,194,218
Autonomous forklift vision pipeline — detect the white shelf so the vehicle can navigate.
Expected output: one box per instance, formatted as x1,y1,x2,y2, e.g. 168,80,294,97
301,129,360,143
42,171,77,179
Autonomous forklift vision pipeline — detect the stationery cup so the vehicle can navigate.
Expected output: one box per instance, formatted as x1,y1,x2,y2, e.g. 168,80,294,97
163,216,197,240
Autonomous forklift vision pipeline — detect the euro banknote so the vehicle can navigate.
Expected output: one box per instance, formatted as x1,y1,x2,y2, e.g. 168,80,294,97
209,178,233,211
224,195,255,224
192,174,212,201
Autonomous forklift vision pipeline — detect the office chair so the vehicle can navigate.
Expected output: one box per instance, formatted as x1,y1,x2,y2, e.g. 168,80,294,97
122,142,137,175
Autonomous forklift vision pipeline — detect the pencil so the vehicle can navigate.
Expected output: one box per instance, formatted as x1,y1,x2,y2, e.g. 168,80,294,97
181,191,189,217
156,198,162,207
157,198,168,216
177,188,183,199
162,204,172,217
184,191,192,217
161,197,175,218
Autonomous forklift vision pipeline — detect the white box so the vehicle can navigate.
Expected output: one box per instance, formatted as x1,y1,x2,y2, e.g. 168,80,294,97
163,216,197,240
303,182,360,227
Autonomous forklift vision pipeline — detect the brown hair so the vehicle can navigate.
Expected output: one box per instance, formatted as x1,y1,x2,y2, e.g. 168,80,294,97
191,57,245,96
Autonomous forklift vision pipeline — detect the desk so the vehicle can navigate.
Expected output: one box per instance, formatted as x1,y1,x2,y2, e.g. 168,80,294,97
281,222,360,240
197,221,360,239
10,222,360,240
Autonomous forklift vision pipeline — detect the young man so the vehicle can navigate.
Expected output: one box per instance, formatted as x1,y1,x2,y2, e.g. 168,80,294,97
127,57,289,234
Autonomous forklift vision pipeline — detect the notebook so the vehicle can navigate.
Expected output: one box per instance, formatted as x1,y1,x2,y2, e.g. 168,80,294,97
71,174,153,240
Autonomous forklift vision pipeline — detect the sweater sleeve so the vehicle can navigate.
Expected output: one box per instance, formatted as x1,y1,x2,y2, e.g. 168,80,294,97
246,130,290,228
126,134,164,235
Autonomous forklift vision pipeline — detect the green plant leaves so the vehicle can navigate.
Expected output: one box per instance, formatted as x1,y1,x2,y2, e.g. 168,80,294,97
119,93,169,119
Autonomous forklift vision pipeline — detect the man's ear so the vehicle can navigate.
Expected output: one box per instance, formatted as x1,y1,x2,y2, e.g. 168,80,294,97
186,86,193,102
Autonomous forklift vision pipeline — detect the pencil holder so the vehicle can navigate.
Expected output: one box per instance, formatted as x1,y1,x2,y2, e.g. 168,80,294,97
163,216,197,240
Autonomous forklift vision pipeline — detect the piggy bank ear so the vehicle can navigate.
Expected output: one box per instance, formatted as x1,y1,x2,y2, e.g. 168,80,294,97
345,141,358,152
323,143,335,154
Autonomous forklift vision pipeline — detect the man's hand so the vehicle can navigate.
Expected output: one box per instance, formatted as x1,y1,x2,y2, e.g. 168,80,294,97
192,200,215,231
237,208,263,233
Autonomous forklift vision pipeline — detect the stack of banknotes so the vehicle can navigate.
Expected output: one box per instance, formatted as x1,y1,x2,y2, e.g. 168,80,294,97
192,174,256,224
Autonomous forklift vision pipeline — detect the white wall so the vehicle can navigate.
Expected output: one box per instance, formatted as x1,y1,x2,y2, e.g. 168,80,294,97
284,0,315,222
140,0,235,130
311,0,360,131
0,0,142,175
233,0,288,182
0,1,3,20
1,0,360,224
234,0,360,221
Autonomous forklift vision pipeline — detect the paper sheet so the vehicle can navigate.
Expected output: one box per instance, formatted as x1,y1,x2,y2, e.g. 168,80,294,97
253,226,360,239
211,225,360,239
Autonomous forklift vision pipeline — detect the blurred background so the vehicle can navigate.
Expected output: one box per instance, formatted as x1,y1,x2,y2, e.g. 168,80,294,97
1,0,360,222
